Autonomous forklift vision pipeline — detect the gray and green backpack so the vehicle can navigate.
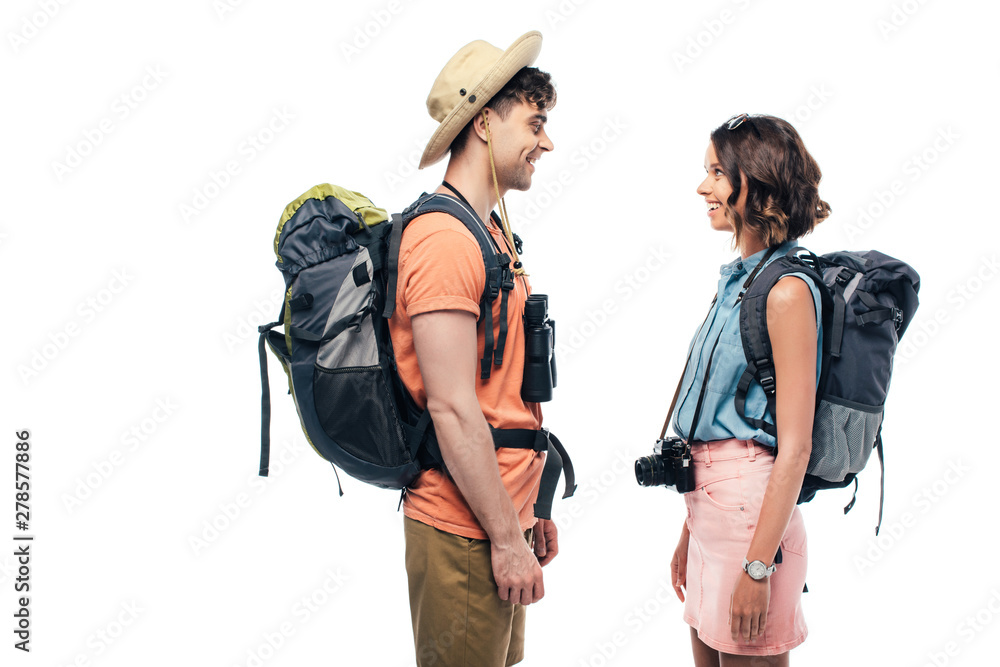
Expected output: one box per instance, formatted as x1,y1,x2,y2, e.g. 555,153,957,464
257,184,574,517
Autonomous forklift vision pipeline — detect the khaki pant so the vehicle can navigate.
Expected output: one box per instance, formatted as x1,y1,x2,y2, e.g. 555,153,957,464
404,517,531,667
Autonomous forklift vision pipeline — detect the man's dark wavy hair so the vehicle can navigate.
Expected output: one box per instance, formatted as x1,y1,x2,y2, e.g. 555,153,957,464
711,114,831,249
450,67,557,157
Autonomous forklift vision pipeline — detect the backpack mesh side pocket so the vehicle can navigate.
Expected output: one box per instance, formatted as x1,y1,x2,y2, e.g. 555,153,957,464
808,396,883,483
313,364,409,467
310,247,411,469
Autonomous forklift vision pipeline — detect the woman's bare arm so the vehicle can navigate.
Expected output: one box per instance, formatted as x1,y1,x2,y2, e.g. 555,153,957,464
730,276,817,642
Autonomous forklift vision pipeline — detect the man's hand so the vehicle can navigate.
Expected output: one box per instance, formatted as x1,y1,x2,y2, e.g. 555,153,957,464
532,518,558,566
492,538,544,605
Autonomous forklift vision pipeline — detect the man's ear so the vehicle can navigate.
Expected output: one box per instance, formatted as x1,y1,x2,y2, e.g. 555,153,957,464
471,108,491,145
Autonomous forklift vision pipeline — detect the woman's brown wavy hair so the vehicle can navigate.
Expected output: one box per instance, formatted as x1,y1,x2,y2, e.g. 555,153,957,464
711,115,831,249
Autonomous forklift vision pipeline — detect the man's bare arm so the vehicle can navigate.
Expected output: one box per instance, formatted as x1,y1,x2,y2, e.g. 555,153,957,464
411,309,544,605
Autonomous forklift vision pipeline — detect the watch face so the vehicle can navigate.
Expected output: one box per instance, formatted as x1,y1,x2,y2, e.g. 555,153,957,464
748,561,766,579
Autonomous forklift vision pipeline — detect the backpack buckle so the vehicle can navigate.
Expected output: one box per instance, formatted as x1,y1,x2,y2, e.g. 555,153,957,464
757,362,776,394
835,268,854,286
892,307,904,331
534,427,551,452
486,268,502,300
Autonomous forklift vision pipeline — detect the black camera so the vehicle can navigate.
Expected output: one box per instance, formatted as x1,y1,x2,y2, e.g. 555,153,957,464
521,294,557,402
634,437,695,492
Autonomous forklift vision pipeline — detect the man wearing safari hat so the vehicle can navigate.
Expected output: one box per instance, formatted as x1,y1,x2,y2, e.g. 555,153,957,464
386,30,560,666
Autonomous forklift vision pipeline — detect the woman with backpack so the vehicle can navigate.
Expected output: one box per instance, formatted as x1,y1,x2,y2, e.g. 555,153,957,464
669,113,830,666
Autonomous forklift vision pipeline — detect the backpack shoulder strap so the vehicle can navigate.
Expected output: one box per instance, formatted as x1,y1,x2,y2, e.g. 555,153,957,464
401,192,502,271
735,251,829,437
392,192,514,379
381,213,405,319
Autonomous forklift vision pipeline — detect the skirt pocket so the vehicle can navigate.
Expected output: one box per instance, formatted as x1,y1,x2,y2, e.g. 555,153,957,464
696,475,749,532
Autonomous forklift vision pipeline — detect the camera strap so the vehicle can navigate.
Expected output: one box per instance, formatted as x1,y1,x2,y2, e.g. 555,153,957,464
659,295,716,440
686,317,730,445
662,246,780,444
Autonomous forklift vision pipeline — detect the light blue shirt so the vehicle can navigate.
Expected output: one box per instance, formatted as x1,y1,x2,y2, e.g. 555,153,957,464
671,243,823,447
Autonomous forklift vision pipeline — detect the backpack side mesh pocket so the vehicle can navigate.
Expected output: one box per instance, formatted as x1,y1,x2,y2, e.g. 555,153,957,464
311,247,410,468
809,397,883,482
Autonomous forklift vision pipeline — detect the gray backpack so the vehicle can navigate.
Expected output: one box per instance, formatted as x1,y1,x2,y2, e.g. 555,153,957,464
257,184,575,518
736,248,920,534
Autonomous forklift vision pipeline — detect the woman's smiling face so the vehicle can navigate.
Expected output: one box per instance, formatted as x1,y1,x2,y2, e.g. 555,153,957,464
697,141,746,234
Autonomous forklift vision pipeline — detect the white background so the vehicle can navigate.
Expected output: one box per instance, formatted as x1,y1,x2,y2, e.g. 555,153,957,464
2,0,998,665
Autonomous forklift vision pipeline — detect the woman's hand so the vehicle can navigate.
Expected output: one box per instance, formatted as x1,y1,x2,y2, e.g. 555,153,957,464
671,522,690,602
730,572,770,642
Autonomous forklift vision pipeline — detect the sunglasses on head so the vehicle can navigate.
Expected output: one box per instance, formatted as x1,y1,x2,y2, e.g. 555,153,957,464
726,113,761,138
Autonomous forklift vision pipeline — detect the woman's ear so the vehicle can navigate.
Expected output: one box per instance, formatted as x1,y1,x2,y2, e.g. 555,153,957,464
736,170,749,215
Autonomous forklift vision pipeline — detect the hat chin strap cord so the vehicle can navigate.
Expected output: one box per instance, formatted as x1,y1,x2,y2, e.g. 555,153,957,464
482,110,527,277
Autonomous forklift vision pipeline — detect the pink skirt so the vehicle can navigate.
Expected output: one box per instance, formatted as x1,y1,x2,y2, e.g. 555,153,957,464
683,438,808,656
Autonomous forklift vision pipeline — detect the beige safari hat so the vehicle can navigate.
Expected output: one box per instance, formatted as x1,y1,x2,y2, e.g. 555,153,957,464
419,31,542,169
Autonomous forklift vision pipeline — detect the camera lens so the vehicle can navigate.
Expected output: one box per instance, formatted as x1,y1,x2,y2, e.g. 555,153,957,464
634,455,666,487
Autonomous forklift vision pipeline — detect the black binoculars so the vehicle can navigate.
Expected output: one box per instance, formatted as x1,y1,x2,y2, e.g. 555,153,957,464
521,294,557,403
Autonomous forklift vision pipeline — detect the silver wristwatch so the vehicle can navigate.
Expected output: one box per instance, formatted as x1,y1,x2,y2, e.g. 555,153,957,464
742,558,777,580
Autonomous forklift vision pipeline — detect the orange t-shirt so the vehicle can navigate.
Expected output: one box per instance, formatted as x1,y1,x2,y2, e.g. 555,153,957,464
388,207,545,540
